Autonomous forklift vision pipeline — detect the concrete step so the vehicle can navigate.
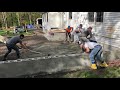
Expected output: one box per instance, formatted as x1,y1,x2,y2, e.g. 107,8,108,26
44,32,66,41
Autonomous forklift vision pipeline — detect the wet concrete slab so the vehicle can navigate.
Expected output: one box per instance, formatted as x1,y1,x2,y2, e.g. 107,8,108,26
0,54,90,78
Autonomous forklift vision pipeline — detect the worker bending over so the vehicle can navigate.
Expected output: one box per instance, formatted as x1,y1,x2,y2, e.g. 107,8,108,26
3,34,27,61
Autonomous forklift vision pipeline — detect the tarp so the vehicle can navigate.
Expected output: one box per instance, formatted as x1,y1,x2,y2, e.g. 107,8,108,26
27,24,34,29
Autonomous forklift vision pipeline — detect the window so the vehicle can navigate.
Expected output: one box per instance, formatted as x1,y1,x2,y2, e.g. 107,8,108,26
88,12,104,22
96,12,103,22
69,12,72,19
88,12,94,22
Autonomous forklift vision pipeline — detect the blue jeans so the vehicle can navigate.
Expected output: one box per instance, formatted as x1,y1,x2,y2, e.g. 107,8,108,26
89,45,103,64
4,44,20,59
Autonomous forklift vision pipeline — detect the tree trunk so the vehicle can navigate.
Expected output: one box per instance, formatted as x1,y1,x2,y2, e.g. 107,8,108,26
16,12,20,26
29,12,32,24
4,12,7,29
2,12,8,29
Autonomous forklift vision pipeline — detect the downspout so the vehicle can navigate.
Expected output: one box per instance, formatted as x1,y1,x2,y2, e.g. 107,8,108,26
94,12,97,33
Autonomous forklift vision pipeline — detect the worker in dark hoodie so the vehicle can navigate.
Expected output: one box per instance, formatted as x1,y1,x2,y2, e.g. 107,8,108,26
79,26,97,44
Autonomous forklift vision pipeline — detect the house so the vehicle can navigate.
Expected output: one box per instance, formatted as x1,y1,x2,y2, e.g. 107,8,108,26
42,12,120,47
42,12,64,32
87,12,120,49
36,18,42,28
42,12,101,31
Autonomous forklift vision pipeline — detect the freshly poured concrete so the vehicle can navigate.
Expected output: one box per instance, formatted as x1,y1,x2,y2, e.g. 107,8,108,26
0,31,119,78
0,53,91,78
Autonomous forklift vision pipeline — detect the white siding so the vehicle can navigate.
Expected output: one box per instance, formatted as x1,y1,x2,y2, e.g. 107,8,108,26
63,12,69,28
42,12,64,31
63,12,87,29
95,12,120,48
68,12,89,30
48,12,60,28
103,12,120,38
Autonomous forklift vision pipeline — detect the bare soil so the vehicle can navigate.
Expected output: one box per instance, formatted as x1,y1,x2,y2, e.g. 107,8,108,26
0,29,120,66
0,30,81,60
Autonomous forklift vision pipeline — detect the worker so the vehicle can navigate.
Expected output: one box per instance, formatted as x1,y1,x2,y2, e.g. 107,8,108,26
2,34,27,61
65,26,73,42
84,26,97,42
79,41,108,69
78,26,97,53
72,24,84,43
79,26,97,43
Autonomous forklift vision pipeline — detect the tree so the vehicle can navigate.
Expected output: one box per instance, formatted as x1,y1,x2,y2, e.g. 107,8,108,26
16,12,20,26
0,12,43,29
1,12,8,29
28,12,32,25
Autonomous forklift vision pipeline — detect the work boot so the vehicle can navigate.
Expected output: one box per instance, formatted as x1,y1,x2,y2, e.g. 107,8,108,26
91,64,97,70
100,61,108,67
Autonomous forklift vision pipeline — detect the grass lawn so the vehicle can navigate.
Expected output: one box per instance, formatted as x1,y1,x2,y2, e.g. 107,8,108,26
17,66,120,78
63,67,120,78
0,29,34,37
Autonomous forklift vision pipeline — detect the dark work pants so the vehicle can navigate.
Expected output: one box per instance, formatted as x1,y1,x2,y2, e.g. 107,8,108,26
66,32,71,41
4,44,20,59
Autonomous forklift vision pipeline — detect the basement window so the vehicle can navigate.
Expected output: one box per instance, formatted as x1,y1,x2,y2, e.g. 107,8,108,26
69,12,72,19
88,12,94,22
88,12,104,22
96,12,103,22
